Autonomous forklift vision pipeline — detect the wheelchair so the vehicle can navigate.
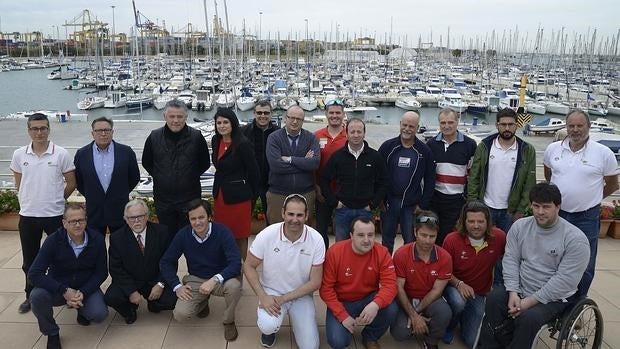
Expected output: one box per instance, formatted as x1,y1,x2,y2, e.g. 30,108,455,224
475,297,604,348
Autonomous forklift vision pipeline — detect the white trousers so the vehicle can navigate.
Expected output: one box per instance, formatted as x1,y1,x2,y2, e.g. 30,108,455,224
257,294,319,349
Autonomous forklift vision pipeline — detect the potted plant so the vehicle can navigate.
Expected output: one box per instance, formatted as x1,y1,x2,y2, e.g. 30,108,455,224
608,200,620,239
0,189,20,231
251,198,267,235
600,203,615,239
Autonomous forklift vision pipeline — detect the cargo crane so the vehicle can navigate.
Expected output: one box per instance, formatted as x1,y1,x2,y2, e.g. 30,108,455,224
131,0,169,41
62,9,108,55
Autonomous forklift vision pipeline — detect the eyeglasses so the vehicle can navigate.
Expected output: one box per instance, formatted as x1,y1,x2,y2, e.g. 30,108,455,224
287,116,304,123
29,126,49,133
326,99,344,106
93,128,113,134
126,214,147,222
282,193,307,208
66,218,86,226
255,111,272,116
416,216,438,224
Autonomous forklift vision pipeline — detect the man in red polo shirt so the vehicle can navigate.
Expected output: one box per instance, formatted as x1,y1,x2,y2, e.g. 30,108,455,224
442,201,506,348
390,211,452,349
314,99,347,248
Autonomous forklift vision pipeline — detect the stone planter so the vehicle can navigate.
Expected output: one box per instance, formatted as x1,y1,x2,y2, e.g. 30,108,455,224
0,212,19,231
600,219,613,239
609,220,620,239
251,217,267,235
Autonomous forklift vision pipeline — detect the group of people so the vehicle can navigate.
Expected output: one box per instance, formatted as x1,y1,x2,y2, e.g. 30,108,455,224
9,97,618,349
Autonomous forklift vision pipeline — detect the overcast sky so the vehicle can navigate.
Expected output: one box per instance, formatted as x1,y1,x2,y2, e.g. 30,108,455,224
1,0,618,49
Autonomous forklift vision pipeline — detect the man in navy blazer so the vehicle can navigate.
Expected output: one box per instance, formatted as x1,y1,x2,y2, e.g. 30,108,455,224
74,117,140,235
105,199,176,324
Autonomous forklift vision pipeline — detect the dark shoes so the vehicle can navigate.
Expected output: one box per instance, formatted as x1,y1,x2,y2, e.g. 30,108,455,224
18,299,31,314
224,322,238,341
197,302,210,318
47,334,61,349
124,307,137,324
362,339,381,349
76,313,91,326
423,342,439,349
260,333,276,347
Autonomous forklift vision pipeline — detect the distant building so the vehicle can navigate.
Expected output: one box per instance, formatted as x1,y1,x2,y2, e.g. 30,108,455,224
323,49,380,63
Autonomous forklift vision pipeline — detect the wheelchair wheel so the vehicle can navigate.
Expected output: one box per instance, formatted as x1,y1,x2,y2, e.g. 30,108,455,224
556,298,603,349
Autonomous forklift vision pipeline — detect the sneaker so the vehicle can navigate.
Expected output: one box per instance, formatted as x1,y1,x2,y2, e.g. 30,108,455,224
47,334,61,349
442,329,454,344
18,299,31,314
197,302,210,318
76,313,91,326
260,333,276,347
224,322,238,341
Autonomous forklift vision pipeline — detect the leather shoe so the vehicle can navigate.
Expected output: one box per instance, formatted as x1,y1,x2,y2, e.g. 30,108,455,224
224,322,238,341
362,339,381,349
125,307,137,324
197,302,210,318
76,313,91,326
47,334,61,349
18,299,31,314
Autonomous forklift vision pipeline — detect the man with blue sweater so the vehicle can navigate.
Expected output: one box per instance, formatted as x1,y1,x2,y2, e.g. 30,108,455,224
160,198,242,341
378,111,435,254
28,203,109,349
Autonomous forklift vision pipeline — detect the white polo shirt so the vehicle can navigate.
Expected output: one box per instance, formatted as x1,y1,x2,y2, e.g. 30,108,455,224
249,222,325,296
484,137,518,209
10,141,75,217
544,139,619,212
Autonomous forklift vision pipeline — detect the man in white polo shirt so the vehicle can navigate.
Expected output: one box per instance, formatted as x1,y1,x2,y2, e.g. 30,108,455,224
244,194,325,348
544,109,620,298
468,107,536,285
10,113,76,314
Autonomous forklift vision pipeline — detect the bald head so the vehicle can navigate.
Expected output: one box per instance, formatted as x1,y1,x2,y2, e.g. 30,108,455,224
285,105,305,135
400,112,420,146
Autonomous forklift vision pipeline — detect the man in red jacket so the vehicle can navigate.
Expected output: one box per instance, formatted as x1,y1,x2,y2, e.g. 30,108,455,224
320,216,398,349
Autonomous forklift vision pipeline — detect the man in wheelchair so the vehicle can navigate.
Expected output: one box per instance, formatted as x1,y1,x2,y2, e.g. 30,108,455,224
478,183,590,348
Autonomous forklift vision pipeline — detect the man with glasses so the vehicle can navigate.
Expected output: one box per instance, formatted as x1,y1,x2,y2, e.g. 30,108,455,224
244,194,325,348
478,183,589,348
468,108,536,285
104,199,176,324
74,117,140,236
391,211,452,349
10,113,76,314
378,111,435,254
142,99,211,236
28,203,108,349
265,105,320,224
314,99,348,248
241,100,279,222
544,109,619,298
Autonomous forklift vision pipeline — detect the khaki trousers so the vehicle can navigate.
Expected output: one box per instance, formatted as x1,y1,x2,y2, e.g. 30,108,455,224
173,274,241,324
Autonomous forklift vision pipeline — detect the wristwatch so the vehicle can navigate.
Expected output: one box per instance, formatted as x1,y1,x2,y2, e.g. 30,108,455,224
156,282,165,289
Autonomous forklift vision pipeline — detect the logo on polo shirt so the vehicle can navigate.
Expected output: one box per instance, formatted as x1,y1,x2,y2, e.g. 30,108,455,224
300,249,311,256
408,268,415,273
23,162,29,166
345,267,352,277
273,247,280,253
430,270,438,276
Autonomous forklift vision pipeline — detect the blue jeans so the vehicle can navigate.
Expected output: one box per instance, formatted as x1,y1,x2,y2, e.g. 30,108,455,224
326,292,398,348
381,196,415,254
489,208,512,287
559,206,600,298
334,207,373,241
30,287,108,336
444,286,486,348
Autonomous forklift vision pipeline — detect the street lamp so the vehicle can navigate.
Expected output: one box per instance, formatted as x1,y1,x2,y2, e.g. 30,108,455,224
111,5,116,58
258,11,262,56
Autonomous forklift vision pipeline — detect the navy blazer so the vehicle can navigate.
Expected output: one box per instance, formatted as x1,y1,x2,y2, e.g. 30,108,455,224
74,141,140,229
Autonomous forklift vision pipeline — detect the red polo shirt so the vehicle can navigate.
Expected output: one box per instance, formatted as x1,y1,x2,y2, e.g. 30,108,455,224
442,227,506,295
314,127,347,189
393,243,452,300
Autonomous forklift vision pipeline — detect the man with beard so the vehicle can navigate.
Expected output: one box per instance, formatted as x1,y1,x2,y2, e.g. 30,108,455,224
478,183,589,349
543,109,619,298
467,108,535,286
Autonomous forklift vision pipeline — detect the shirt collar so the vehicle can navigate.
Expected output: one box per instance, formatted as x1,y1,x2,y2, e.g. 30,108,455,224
560,137,590,153
279,222,308,244
133,226,147,241
493,136,517,150
67,230,88,249
348,142,364,156
434,131,465,143
192,223,212,243
94,140,114,153
413,243,438,263
26,141,54,155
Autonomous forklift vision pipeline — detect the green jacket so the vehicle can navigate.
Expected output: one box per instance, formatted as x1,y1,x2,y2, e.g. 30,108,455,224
467,134,536,214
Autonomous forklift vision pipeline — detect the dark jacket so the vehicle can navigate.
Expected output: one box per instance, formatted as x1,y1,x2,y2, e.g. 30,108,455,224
240,119,279,189
320,141,387,209
108,222,171,297
266,128,321,194
74,141,140,229
142,125,210,210
378,136,436,209
467,133,536,214
28,227,107,297
211,134,260,204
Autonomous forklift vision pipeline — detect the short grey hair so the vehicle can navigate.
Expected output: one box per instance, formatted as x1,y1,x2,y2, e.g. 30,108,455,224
566,109,590,127
163,99,189,117
124,199,150,218
438,108,459,121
